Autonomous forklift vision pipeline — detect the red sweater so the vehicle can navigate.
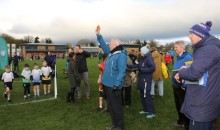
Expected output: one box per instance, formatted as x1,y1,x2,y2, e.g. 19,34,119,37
164,54,172,64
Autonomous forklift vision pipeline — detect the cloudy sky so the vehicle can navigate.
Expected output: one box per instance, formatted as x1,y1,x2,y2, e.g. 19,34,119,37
0,0,220,44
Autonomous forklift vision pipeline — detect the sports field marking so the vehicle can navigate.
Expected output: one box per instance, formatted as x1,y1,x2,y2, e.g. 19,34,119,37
0,97,56,107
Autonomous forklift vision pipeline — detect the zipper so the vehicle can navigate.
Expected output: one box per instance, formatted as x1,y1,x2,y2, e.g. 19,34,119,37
111,61,114,76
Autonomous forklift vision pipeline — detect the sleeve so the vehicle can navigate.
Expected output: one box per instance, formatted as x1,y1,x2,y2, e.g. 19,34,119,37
49,67,52,73
179,46,218,81
114,53,127,88
139,56,155,73
99,64,105,71
11,72,14,79
21,70,25,79
68,61,73,75
83,51,91,58
96,34,110,55
41,68,45,77
2,73,5,81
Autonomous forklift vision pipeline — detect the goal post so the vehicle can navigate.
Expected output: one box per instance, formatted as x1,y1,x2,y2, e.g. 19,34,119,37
54,64,58,98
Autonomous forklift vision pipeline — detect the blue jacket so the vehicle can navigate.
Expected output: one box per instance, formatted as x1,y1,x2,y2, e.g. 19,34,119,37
172,51,192,88
179,36,220,122
97,34,127,89
168,50,175,57
128,53,155,90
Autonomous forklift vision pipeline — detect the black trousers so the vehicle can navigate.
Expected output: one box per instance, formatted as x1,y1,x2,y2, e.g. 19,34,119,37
105,86,124,129
173,86,189,128
121,86,131,106
23,83,30,96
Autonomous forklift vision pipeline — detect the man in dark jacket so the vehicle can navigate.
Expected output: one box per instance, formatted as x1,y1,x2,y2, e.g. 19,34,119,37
74,45,91,99
13,53,19,72
175,21,220,130
66,52,80,102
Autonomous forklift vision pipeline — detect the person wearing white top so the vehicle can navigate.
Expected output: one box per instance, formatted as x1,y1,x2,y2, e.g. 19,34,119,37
1,65,14,102
21,64,32,100
41,61,52,95
31,63,42,98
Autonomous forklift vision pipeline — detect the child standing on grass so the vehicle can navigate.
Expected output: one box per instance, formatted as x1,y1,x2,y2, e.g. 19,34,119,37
31,63,42,98
41,61,52,96
97,55,108,112
2,65,14,102
21,64,32,100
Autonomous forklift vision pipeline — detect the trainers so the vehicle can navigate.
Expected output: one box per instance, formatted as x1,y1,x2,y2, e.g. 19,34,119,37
146,114,155,119
86,96,90,100
139,111,148,114
171,122,184,128
105,124,116,130
97,107,103,112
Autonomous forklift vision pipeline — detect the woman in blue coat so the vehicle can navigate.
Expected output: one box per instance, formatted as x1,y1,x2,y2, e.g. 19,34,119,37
128,46,156,118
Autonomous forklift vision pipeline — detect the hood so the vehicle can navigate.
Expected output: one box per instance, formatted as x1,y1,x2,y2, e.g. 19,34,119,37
152,51,161,59
193,36,220,51
204,36,220,48
110,45,127,56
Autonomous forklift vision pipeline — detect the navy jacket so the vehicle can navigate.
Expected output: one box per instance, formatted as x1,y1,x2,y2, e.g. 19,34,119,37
128,53,155,90
179,36,220,122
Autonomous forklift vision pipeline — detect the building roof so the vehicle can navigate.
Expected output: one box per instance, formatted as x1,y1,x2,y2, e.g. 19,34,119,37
21,43,66,46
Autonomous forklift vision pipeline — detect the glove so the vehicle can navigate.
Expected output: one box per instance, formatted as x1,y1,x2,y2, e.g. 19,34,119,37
112,85,120,96
75,76,80,84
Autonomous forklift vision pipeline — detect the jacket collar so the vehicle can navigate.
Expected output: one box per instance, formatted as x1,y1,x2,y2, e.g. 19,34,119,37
193,36,209,52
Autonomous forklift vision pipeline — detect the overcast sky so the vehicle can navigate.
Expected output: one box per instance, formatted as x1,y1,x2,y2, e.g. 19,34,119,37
0,0,220,44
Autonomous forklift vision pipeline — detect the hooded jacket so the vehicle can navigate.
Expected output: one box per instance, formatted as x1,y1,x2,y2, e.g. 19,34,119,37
127,53,155,90
97,34,127,89
179,36,220,122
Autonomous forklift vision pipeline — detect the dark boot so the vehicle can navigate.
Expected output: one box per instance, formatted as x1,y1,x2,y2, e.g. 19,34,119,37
70,87,75,102
66,90,71,102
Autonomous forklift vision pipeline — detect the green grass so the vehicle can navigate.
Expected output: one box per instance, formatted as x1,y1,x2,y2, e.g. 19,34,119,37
0,58,219,130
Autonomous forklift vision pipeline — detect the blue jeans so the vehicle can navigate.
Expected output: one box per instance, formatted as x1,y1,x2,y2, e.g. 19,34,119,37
150,80,164,96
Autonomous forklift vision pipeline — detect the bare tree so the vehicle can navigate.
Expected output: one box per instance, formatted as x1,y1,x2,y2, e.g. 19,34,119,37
23,35,34,43
45,38,52,44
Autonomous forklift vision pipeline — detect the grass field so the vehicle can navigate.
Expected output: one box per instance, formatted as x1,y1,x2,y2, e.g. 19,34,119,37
0,58,219,130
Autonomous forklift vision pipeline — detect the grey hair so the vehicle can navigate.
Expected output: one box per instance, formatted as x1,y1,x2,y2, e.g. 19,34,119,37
110,38,121,46
174,41,186,50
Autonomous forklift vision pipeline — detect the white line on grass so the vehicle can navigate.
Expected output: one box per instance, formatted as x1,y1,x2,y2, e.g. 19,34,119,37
0,97,56,107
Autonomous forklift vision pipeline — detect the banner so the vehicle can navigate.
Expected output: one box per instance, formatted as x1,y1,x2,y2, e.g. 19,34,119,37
0,36,9,70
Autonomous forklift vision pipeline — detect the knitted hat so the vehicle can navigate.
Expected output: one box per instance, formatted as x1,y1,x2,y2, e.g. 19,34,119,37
190,21,212,38
140,46,149,54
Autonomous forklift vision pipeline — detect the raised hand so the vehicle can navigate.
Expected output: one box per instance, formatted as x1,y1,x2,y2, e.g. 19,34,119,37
96,25,101,34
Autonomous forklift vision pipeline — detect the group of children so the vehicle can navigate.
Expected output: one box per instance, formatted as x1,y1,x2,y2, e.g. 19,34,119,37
1,61,52,102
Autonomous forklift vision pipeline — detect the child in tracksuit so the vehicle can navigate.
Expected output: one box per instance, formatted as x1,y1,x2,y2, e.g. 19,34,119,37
31,63,42,98
2,65,14,102
21,64,32,100
127,46,156,118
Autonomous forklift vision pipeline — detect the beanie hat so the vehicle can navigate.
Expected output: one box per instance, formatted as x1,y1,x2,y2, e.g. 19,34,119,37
140,46,149,55
190,21,212,38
